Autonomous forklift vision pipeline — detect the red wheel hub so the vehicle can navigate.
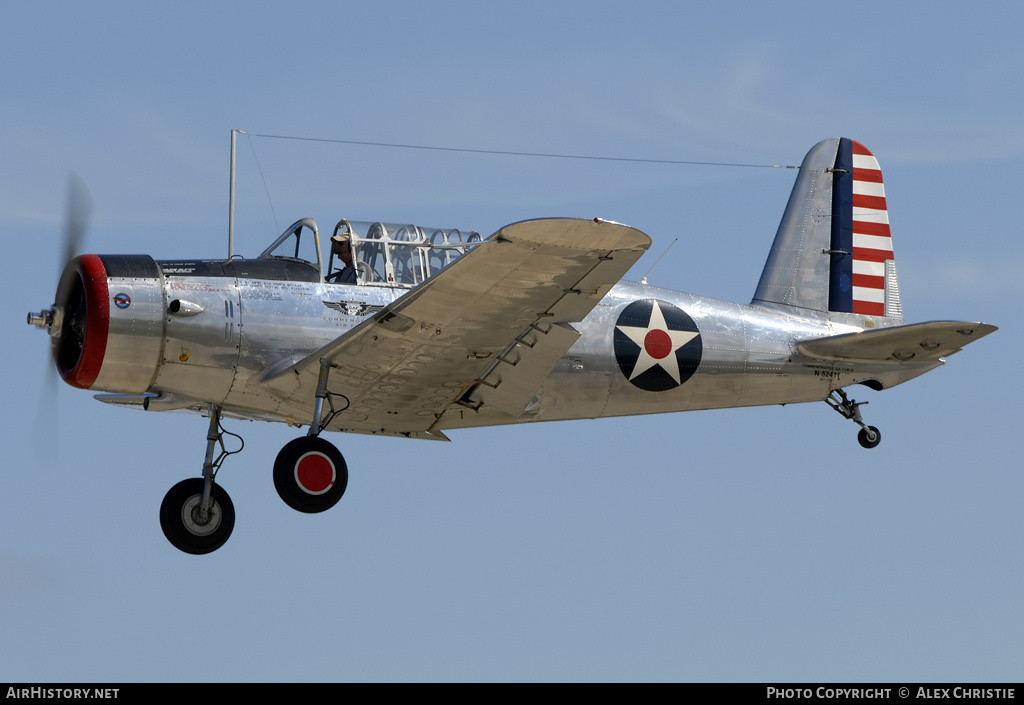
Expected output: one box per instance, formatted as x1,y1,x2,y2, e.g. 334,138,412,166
294,452,335,494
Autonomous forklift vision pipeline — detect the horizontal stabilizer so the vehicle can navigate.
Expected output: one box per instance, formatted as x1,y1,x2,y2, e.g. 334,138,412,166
796,321,997,363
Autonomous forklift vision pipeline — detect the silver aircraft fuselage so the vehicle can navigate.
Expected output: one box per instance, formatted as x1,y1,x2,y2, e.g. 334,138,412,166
95,261,937,435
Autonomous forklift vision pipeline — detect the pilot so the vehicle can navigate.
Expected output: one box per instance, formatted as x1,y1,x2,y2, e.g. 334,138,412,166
327,233,355,283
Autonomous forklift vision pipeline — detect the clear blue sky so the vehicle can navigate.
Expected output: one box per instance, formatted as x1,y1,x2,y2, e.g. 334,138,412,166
3,1,1020,682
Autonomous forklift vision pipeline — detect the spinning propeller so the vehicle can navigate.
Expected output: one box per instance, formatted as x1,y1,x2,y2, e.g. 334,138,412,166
28,174,92,385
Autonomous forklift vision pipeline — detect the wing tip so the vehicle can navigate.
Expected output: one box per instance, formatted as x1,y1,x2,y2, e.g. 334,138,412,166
494,217,652,252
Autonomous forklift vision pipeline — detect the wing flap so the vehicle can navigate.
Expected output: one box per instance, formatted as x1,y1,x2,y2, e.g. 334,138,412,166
463,321,581,416
796,321,997,362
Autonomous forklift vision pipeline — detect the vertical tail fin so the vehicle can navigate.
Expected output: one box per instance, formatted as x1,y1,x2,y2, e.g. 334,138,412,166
752,138,903,323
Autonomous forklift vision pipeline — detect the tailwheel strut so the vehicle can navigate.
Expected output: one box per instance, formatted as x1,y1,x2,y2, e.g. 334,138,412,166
274,358,349,513
160,406,243,554
826,389,882,449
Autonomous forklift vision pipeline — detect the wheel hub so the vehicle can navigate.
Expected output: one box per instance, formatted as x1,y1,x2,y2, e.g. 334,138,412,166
295,451,336,494
183,495,221,536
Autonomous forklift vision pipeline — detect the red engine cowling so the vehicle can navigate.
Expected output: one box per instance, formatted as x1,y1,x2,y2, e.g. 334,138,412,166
53,254,166,392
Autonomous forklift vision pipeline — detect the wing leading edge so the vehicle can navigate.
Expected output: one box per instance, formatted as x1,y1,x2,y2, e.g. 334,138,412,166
261,218,651,438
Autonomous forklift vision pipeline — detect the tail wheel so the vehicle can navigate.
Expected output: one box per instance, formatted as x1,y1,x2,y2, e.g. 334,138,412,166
857,426,882,449
160,478,235,554
274,436,348,513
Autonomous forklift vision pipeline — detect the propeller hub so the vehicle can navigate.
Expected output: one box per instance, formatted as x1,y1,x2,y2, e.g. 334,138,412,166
27,308,53,329
27,305,65,335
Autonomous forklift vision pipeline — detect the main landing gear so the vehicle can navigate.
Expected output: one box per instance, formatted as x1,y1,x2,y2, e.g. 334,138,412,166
826,389,882,449
274,358,349,512
159,360,350,554
159,406,241,554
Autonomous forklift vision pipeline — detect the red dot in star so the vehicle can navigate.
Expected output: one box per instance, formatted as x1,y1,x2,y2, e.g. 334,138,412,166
644,329,672,359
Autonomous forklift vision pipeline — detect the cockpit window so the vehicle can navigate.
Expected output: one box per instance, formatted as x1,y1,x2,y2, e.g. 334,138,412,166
259,217,482,288
259,218,322,276
327,220,480,288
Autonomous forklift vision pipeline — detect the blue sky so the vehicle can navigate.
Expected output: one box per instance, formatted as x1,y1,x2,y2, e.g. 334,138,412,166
2,1,1021,682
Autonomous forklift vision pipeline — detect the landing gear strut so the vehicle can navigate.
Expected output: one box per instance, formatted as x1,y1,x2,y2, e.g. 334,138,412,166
159,359,350,552
159,406,242,554
274,358,349,513
826,389,882,449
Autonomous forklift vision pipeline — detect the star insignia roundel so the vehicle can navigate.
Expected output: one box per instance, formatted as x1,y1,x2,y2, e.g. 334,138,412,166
613,299,702,391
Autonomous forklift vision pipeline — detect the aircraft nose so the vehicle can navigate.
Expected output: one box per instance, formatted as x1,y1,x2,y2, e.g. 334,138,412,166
50,254,110,389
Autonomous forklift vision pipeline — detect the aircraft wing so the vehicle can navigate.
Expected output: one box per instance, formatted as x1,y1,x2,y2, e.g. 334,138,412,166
261,218,651,438
796,321,997,363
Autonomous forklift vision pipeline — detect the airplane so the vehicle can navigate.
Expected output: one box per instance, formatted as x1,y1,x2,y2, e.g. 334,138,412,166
27,137,996,554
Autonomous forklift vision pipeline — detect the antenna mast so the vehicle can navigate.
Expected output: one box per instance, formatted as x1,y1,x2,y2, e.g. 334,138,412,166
640,238,678,285
228,129,245,258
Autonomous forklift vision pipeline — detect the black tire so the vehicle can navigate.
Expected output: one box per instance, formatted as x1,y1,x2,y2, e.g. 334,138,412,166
857,426,882,449
273,436,348,513
160,478,235,554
